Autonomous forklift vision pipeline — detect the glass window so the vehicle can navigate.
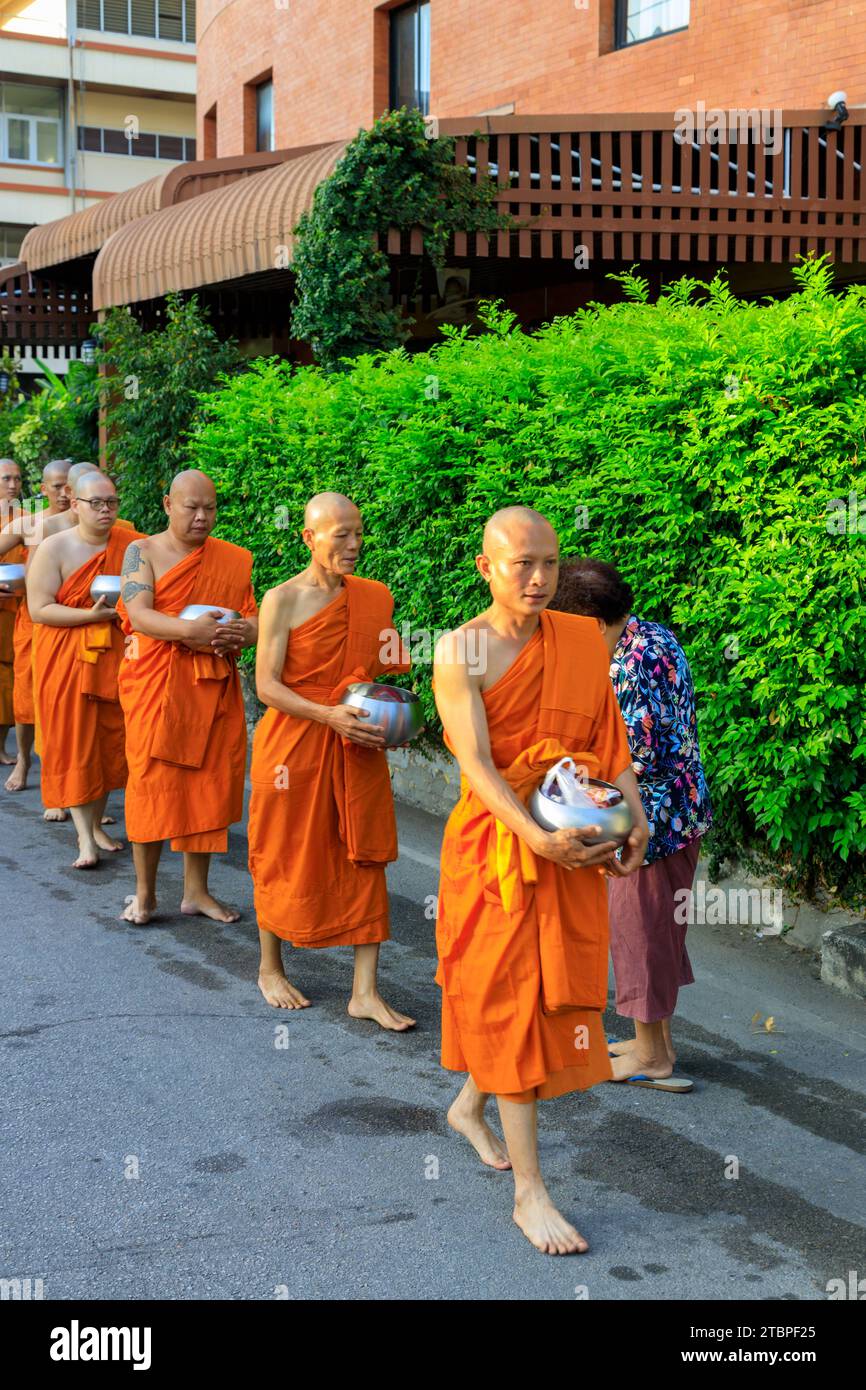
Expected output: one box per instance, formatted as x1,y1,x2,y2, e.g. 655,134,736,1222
616,0,689,47
76,0,195,41
256,79,274,152
0,222,31,263
158,0,183,41
103,0,130,34
131,0,156,35
158,134,183,160
390,1,430,115
1,83,63,118
184,135,196,160
36,122,60,164
7,119,30,162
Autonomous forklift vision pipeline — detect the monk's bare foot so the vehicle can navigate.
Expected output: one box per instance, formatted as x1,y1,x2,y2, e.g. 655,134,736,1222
43,807,68,823
180,894,240,923
609,1050,673,1082
347,992,416,1031
72,843,100,870
0,749,14,765
94,827,124,852
101,814,116,826
121,893,157,925
258,969,311,1009
4,757,30,792
447,1098,512,1170
513,1185,589,1256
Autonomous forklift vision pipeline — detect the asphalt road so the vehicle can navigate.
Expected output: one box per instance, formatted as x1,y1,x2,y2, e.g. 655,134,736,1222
1,777,864,1301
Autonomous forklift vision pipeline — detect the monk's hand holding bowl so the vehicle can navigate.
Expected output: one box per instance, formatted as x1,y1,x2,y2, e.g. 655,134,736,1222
180,610,225,652
210,618,252,654
532,825,620,872
327,703,387,749
89,594,119,622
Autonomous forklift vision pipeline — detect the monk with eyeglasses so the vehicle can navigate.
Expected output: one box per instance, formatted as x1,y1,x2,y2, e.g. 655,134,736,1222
26,471,143,867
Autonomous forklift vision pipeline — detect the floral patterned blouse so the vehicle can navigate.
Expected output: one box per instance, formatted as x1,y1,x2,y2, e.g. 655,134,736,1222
610,615,712,864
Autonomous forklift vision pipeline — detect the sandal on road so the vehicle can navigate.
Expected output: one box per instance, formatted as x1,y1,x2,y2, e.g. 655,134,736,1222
623,1073,694,1093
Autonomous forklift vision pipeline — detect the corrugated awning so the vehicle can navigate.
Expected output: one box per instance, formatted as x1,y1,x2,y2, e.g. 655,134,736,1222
92,142,346,309
19,173,171,271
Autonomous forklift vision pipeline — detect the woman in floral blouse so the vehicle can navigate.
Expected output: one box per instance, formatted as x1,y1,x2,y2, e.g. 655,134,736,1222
550,557,712,1094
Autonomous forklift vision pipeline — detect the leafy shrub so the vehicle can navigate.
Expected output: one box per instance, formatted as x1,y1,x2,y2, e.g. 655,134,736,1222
188,259,866,900
100,293,238,533
3,359,98,491
291,106,509,369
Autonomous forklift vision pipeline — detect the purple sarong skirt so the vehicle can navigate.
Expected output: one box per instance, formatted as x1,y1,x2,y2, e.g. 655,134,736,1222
607,836,702,1023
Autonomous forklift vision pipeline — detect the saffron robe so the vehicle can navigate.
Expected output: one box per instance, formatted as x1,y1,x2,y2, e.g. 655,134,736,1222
117,535,257,851
32,527,143,808
12,596,34,725
248,574,409,947
0,540,25,725
436,611,633,1103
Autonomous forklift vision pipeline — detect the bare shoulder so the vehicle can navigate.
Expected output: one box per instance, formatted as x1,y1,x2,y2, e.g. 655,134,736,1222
260,578,301,618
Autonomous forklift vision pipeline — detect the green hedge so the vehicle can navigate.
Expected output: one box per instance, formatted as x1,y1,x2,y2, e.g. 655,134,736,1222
183,259,866,898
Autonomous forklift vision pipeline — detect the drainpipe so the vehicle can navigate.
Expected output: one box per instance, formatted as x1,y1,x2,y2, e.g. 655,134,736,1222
66,0,78,212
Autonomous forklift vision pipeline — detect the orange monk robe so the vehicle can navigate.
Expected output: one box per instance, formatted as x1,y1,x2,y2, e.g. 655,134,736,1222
248,574,410,948
12,595,34,725
117,536,257,852
0,540,25,725
435,610,633,1104
32,526,145,809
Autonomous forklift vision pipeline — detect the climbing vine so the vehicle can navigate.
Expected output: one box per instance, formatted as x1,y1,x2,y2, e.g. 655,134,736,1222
291,107,510,369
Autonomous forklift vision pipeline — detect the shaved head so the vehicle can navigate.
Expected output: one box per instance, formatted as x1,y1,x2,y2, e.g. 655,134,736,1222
482,506,557,556
302,492,363,578
77,469,116,500
67,462,100,490
304,491,359,530
476,506,560,618
164,469,217,545
43,459,71,482
169,469,216,502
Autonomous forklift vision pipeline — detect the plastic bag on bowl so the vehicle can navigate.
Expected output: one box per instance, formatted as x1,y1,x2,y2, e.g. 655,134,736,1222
539,757,598,809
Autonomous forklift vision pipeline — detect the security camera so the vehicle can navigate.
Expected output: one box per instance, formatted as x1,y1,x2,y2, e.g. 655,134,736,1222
825,90,849,131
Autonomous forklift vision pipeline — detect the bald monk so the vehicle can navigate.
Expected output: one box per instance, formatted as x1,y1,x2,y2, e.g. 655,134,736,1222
433,507,650,1255
1,462,104,818
26,472,144,867
117,469,258,925
2,460,72,793
248,492,415,1030
0,458,24,764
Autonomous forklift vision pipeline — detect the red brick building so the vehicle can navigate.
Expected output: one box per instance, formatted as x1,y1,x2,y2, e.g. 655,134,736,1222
3,0,866,362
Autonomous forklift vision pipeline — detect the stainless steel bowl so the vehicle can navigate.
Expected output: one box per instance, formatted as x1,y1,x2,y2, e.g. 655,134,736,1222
530,775,634,845
90,573,122,607
340,682,424,748
0,563,25,593
178,604,242,624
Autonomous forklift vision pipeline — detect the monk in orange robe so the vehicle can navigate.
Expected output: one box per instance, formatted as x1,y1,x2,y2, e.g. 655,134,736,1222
0,458,24,764
433,507,649,1255
117,469,258,925
248,491,415,1031
2,459,71,794
26,471,144,867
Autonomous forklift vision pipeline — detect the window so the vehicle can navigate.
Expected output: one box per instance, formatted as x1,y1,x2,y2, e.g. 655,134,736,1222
0,222,31,265
615,0,688,47
77,125,195,160
389,0,430,115
255,79,274,152
0,84,63,167
75,0,196,43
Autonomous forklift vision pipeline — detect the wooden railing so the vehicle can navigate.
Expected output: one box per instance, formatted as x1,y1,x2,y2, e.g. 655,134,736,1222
0,263,92,348
386,113,866,264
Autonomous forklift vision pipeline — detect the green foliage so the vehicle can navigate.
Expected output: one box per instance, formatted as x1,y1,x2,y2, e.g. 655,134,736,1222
98,293,238,532
188,257,866,900
4,358,98,491
291,107,510,369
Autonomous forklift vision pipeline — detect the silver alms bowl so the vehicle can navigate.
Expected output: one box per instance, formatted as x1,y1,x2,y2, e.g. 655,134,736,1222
178,604,242,624
529,775,634,846
340,682,424,749
0,563,25,593
91,573,122,607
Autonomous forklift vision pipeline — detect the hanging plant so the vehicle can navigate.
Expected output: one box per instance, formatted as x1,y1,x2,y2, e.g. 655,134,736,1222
291,106,510,369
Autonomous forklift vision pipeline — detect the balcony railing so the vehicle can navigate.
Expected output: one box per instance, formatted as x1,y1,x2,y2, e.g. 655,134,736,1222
386,113,866,264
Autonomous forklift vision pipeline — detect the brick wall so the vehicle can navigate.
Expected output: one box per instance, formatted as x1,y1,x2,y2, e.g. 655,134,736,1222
196,0,866,154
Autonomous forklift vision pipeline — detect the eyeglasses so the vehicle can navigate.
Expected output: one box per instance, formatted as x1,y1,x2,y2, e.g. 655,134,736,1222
75,497,119,513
